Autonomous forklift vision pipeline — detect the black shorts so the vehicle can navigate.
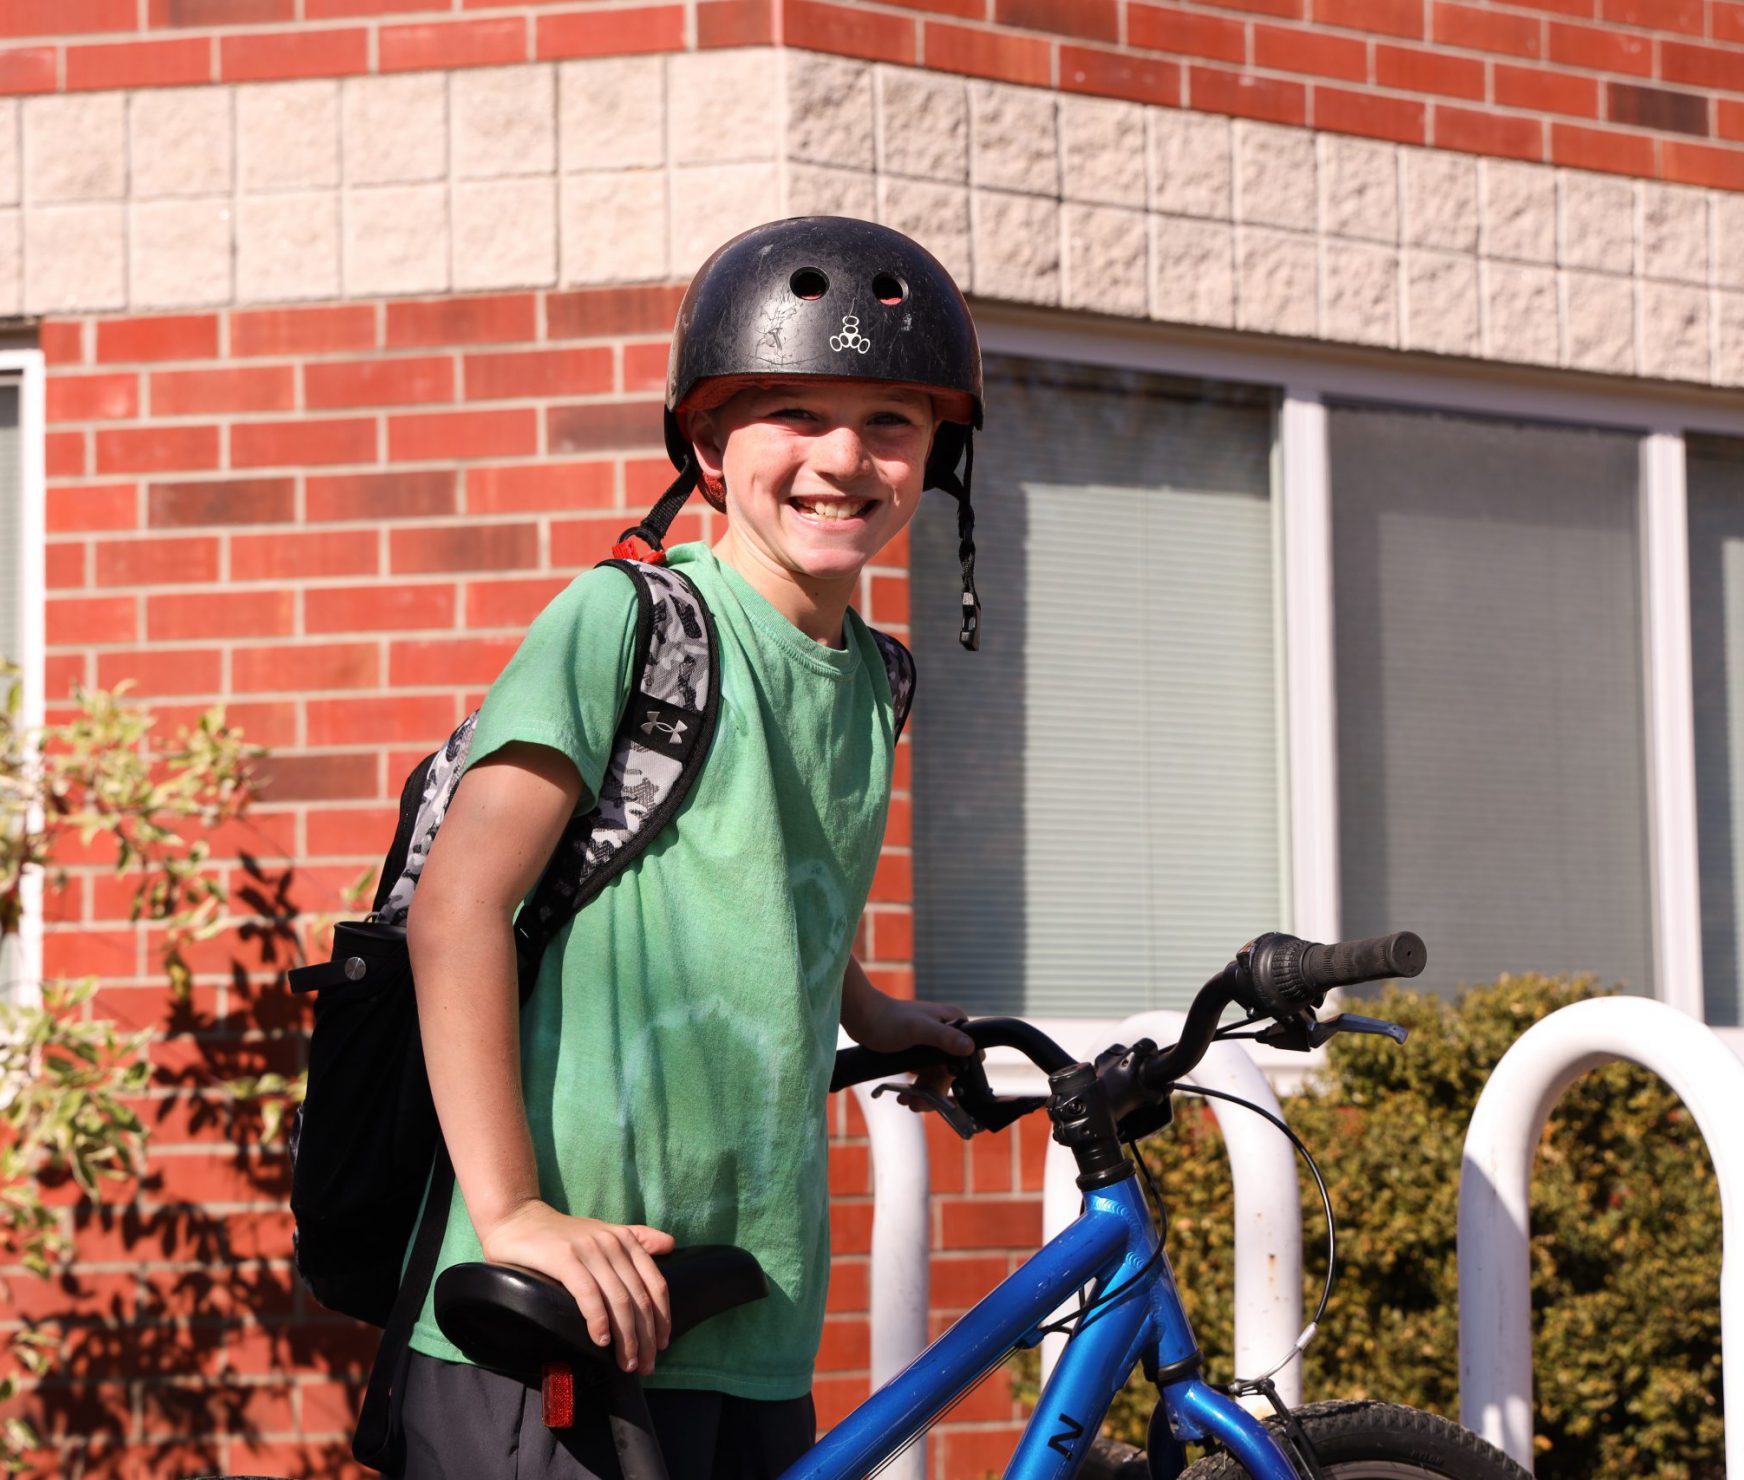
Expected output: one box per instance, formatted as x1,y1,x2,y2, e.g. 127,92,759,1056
391,1350,818,1480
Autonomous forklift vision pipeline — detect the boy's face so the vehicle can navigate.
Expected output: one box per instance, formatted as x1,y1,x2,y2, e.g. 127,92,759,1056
687,379,937,586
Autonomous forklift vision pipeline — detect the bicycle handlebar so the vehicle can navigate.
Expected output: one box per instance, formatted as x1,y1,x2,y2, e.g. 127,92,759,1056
829,1016,1076,1094
828,931,1427,1124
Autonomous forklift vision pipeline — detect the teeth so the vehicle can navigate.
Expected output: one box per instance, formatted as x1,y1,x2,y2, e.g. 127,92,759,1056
792,498,871,521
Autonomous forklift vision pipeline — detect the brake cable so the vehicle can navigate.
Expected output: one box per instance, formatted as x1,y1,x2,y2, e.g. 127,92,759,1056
1171,1083,1338,1392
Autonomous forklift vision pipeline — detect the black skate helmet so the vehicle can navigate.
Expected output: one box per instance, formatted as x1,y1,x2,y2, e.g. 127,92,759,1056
615,215,986,650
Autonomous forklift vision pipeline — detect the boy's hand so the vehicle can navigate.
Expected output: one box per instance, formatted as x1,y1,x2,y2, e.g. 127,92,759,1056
478,1200,674,1376
847,993,975,1059
845,993,977,1111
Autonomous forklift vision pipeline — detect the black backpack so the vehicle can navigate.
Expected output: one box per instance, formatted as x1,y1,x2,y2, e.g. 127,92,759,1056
285,558,915,1471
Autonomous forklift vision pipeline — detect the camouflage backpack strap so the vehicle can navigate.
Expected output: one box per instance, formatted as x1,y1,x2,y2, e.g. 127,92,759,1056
372,711,482,928
511,560,721,996
870,628,917,741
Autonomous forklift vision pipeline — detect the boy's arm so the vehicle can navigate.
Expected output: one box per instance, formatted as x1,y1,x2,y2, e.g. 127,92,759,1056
840,954,974,1058
406,739,673,1376
406,740,574,1236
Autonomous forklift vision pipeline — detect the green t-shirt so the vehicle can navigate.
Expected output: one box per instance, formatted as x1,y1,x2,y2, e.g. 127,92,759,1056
405,543,897,1399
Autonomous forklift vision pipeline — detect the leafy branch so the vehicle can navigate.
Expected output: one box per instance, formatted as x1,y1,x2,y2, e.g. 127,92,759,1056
0,661,283,1470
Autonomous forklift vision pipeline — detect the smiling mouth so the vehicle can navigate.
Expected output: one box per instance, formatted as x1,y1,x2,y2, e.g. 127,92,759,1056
789,496,875,521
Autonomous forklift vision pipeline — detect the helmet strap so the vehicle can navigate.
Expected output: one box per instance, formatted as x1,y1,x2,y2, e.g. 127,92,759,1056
934,434,981,652
613,455,700,564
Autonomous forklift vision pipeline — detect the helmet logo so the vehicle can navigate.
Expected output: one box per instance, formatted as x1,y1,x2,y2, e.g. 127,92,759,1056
830,315,871,354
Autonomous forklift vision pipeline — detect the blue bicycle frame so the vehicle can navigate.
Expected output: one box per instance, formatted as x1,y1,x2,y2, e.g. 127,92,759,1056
778,1169,1297,1480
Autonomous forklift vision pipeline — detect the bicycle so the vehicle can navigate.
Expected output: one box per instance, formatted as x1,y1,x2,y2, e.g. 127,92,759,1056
422,929,1532,1479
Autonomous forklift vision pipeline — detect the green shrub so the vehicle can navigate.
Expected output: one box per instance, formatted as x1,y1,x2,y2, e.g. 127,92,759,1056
1039,976,1724,1479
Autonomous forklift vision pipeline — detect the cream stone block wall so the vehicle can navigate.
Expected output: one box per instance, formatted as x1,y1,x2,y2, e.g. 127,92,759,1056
238,82,338,192
878,69,968,184
451,65,555,180
0,105,19,208
130,198,231,308
1151,110,1230,220
1320,136,1396,245
788,163,876,220
344,74,446,186
26,95,125,204
237,192,338,303
131,89,230,199
454,178,555,291
788,55,874,173
5,46,1743,392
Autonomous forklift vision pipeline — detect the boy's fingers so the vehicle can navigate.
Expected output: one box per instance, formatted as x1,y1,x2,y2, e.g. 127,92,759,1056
615,1226,673,1349
580,1238,644,1372
926,1016,975,1055
563,1266,613,1350
593,1234,659,1374
628,1223,677,1254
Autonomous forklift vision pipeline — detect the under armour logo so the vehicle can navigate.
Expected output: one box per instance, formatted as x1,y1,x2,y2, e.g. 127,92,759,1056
640,711,687,745
830,314,870,354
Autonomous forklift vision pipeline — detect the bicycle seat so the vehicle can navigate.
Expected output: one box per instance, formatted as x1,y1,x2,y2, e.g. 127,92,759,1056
433,1245,768,1382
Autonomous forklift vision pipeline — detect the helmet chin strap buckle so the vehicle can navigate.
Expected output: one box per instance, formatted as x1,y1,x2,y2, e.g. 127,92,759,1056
612,527,667,564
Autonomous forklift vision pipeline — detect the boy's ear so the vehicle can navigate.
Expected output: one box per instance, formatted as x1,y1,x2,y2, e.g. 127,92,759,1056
683,406,727,486
681,406,732,513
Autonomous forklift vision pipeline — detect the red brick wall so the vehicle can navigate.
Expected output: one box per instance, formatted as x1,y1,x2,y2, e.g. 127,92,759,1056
23,289,1008,1476
22,1,1739,1471
2,1,1742,188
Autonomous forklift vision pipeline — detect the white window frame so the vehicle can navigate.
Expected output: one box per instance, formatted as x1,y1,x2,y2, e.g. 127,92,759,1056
963,309,1744,1084
3,349,47,1009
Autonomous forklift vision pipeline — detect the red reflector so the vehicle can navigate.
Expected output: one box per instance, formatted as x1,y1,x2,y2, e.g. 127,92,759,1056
542,1363,574,1428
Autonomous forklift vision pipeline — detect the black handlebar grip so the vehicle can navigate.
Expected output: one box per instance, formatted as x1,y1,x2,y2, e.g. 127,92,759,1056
1299,931,1426,991
829,1044,955,1094
829,1017,1078,1094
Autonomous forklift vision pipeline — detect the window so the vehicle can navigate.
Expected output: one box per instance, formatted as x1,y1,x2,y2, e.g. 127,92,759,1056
917,311,1744,1041
0,381,19,672
1687,436,1744,1027
0,378,24,1001
1329,404,1655,1000
911,355,1284,1016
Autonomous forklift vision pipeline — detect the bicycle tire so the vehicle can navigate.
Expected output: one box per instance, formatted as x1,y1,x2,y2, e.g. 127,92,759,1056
1081,1400,1532,1480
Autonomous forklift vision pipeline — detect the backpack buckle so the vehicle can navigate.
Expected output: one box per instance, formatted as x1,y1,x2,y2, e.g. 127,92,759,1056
612,527,666,564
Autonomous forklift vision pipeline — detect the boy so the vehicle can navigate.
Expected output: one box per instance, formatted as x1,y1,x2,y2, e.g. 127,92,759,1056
394,216,986,1478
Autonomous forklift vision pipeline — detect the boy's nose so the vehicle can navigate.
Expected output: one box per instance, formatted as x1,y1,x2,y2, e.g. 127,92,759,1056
811,424,871,478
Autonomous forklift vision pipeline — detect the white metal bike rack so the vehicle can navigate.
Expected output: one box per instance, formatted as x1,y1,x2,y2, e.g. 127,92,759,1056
1040,1012,1305,1407
848,1074,930,1480
1458,997,1744,1475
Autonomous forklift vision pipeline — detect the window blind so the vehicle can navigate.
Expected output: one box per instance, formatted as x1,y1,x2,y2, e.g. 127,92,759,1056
1686,435,1744,1026
0,383,22,1000
910,355,1282,1017
1329,403,1653,1000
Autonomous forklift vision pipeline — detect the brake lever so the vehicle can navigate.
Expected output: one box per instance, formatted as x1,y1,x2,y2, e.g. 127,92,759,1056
949,1052,1047,1133
1257,1010,1409,1051
871,1081,981,1140
1326,1012,1409,1045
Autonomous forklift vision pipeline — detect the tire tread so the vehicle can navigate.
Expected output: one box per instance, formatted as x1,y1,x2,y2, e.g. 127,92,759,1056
1146,1399,1531,1479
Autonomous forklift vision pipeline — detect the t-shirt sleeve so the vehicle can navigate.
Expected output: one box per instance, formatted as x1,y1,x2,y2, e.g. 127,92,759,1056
460,565,641,806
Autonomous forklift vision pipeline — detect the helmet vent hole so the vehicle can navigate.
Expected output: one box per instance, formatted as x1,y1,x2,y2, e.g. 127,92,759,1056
872,273,907,305
790,268,829,300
